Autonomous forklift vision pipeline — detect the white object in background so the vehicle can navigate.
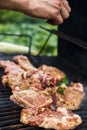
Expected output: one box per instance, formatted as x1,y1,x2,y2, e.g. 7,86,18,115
0,42,29,54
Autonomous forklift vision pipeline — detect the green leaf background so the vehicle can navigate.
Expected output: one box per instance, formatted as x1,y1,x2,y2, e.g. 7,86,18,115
0,10,58,56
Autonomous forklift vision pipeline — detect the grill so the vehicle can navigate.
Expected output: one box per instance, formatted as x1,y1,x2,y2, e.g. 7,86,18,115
0,54,87,130
0,1,87,129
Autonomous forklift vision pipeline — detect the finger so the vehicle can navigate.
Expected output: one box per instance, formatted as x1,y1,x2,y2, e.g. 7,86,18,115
56,13,64,24
60,5,70,19
47,14,63,25
62,0,71,12
47,19,57,25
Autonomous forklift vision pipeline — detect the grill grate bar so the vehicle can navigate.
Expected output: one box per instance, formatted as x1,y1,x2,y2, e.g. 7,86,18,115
0,92,11,95
0,118,20,127
0,94,10,98
0,97,9,101
0,106,21,112
0,110,20,116
0,124,25,130
0,88,11,91
0,100,13,105
0,114,20,121
0,87,10,89
0,94,11,97
17,126,41,130
0,125,37,130
0,104,18,108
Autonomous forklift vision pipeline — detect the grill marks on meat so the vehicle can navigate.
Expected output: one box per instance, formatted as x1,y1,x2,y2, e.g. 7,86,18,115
20,107,82,130
52,83,85,110
10,88,53,109
25,69,64,90
0,58,38,91
0,55,85,130
39,65,65,82
10,81,85,111
0,60,25,90
26,64,65,90
13,55,65,89
63,83,85,110
0,55,65,91
0,60,24,75
13,55,37,71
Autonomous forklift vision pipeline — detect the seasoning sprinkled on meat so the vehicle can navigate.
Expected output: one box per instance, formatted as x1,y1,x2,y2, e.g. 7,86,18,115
0,60,25,90
10,88,53,109
39,64,65,82
13,55,37,71
0,55,85,130
0,60,24,75
52,83,85,110
20,107,82,130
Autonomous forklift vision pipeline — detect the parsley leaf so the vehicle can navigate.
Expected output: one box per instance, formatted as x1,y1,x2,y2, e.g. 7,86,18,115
57,76,70,95
58,76,70,86
57,86,64,95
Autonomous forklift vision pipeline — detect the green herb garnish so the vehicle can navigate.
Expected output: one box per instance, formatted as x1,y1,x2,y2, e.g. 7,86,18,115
57,76,70,95
57,86,64,95
58,76,70,86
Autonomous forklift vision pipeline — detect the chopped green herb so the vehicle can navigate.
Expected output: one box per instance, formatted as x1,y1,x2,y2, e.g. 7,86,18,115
57,76,71,94
57,87,64,95
62,76,70,86
58,76,70,86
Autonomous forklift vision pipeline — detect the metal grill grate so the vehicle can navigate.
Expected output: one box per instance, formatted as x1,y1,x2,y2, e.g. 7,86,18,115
0,86,42,130
0,54,87,130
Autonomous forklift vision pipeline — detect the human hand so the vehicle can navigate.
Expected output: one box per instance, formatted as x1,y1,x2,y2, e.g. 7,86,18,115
21,0,71,25
47,0,71,25
0,0,71,25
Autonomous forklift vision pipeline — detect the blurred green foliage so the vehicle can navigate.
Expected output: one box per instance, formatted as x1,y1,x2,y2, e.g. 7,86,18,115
0,10,58,56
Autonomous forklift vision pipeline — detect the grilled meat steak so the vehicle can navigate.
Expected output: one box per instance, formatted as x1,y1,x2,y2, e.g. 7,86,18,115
25,68,65,90
52,83,85,110
39,64,65,81
13,55,65,89
13,55,37,71
0,60,25,90
0,55,65,91
0,60,24,75
10,82,85,110
20,107,82,130
0,55,85,130
10,88,53,109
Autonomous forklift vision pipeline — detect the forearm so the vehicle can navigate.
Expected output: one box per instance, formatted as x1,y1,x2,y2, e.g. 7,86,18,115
0,0,27,12
0,0,71,25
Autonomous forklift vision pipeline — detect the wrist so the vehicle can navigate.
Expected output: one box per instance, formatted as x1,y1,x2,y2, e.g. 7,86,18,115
0,0,12,9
